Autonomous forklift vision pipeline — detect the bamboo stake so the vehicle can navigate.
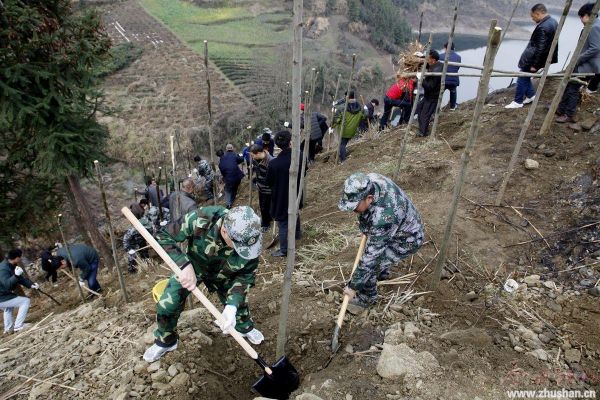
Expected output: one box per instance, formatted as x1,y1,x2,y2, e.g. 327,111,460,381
204,41,218,205
394,33,433,180
539,0,600,135
94,161,129,303
495,0,572,206
276,0,303,360
298,68,318,209
156,167,164,221
428,61,593,77
285,81,291,121
247,125,253,207
562,50,572,70
56,214,85,303
431,22,503,290
321,68,327,106
59,269,101,297
418,11,424,43
327,74,341,152
431,0,459,138
501,0,521,43
335,54,357,164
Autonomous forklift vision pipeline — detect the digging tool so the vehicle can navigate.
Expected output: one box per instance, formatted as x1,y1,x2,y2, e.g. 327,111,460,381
266,224,279,249
36,288,61,306
121,207,299,399
59,269,101,298
130,244,152,254
331,234,367,352
57,214,86,303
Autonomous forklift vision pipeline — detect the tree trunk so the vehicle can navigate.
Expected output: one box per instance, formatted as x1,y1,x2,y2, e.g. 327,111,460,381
66,174,113,266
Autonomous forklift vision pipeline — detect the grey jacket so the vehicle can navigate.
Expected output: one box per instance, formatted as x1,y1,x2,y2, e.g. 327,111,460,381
576,19,600,74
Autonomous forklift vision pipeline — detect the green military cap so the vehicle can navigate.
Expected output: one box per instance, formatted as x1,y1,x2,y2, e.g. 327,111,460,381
339,172,373,211
223,206,263,260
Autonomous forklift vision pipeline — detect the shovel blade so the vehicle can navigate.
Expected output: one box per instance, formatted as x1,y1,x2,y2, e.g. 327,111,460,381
252,356,299,400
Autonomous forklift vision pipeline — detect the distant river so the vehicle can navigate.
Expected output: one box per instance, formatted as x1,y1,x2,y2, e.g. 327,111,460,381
437,14,582,104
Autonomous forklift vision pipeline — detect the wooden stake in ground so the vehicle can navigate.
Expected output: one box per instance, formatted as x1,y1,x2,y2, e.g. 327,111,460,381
156,167,164,221
276,0,303,360
334,53,357,164
56,214,86,303
495,0,573,206
204,41,218,205
501,0,521,43
393,33,433,180
431,0,459,138
418,11,424,43
327,74,341,152
539,0,600,135
298,69,319,208
247,125,253,207
431,22,503,290
94,161,129,303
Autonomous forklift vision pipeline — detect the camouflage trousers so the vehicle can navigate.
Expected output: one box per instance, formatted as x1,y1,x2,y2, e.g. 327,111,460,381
154,273,254,347
353,232,424,304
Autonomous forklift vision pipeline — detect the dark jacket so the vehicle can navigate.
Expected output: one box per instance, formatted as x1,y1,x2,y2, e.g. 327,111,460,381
439,50,462,86
255,135,275,155
218,151,245,186
423,62,443,100
57,244,99,281
576,19,600,74
138,184,163,208
0,259,33,302
309,112,327,141
252,152,274,195
518,15,558,71
266,148,304,221
169,190,197,224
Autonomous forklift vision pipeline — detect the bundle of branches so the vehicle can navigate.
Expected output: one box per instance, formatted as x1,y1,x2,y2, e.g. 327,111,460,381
397,41,425,73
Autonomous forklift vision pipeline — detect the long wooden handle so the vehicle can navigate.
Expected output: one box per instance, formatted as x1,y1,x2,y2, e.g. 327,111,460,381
335,234,367,327
59,269,102,297
121,207,263,363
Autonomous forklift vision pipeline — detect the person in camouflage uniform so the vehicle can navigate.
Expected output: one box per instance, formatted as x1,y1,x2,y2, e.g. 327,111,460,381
193,155,215,200
143,205,265,362
145,205,170,234
123,203,153,273
339,172,424,308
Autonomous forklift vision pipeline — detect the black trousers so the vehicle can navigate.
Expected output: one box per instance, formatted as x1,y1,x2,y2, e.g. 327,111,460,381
380,95,411,129
258,192,272,228
557,81,582,117
277,215,301,254
416,97,437,136
42,264,59,283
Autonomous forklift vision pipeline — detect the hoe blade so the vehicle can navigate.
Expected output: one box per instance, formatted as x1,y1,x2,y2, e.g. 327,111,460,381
252,356,299,400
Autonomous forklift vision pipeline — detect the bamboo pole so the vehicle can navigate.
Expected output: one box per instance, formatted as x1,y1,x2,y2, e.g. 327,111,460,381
247,125,253,207
56,214,86,303
431,22,503,290
393,33,433,180
422,61,593,77
204,40,218,205
285,81,291,121
418,11,424,43
298,68,318,209
334,54,357,164
327,74,341,152
156,167,164,221
539,0,600,135
495,0,573,206
321,68,327,106
94,161,129,303
417,72,592,78
431,0,459,138
501,0,521,43
276,0,303,360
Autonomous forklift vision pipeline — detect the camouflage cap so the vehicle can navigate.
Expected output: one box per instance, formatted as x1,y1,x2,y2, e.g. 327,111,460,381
223,206,263,260
339,173,373,211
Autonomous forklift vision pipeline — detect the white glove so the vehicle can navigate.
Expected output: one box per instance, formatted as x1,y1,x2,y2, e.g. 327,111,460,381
416,72,422,80
14,266,23,276
215,305,237,334
79,280,86,287
31,283,40,290
331,107,336,114
283,121,290,128
328,127,333,134
193,168,198,173
363,105,368,111
332,101,336,107
414,51,424,58
128,249,136,255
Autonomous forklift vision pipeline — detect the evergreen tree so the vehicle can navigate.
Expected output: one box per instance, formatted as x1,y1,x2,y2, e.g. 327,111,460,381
0,0,112,259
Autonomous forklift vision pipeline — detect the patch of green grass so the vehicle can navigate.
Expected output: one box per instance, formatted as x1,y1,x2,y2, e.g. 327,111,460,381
97,42,143,77
141,0,250,24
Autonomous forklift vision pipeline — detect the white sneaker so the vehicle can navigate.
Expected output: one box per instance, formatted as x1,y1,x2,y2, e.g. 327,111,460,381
14,323,31,332
523,96,535,104
143,341,178,362
505,101,523,109
242,328,264,345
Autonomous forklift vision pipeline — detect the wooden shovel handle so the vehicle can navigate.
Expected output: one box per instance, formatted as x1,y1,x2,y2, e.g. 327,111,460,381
121,207,265,367
335,234,367,327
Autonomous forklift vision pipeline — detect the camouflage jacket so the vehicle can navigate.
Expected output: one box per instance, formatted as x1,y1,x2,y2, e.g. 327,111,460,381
197,159,214,182
147,206,170,232
123,216,153,251
156,206,258,308
356,173,423,271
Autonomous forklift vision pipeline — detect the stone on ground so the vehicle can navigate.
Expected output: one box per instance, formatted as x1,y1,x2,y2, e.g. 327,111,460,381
439,328,492,348
524,159,539,170
376,343,439,380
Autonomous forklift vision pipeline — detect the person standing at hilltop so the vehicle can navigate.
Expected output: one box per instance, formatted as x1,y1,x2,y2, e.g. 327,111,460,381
416,50,443,137
505,3,558,109
218,144,245,209
556,3,600,123
439,41,462,111
332,91,365,162
193,155,215,201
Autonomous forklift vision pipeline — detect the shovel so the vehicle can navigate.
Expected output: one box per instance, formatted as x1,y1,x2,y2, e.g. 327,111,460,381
266,224,279,249
331,234,367,352
36,288,62,306
121,207,299,399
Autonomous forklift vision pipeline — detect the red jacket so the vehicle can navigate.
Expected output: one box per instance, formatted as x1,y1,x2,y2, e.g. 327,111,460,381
386,79,414,101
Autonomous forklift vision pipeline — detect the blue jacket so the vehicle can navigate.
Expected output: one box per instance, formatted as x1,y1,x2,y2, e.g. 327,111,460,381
57,244,99,281
218,151,245,186
439,51,461,86
0,259,34,302
255,135,275,155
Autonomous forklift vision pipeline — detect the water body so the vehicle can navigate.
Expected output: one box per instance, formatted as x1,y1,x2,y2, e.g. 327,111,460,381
434,14,582,104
